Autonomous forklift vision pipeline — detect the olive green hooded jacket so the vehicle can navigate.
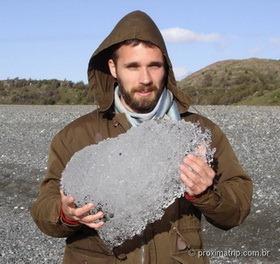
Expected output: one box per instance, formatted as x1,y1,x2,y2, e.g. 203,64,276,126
31,10,252,264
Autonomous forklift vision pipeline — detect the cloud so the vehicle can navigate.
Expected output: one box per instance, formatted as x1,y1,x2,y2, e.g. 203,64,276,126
161,27,222,43
173,67,191,80
270,37,280,46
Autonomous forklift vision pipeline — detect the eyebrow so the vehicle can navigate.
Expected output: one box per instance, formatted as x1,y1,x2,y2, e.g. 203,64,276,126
124,62,140,67
148,61,164,67
124,61,164,67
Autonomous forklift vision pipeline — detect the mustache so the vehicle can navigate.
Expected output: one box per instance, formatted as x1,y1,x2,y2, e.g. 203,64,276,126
131,85,157,93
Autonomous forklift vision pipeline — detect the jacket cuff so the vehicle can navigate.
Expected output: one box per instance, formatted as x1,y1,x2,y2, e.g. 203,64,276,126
184,192,196,201
190,188,222,210
184,187,211,202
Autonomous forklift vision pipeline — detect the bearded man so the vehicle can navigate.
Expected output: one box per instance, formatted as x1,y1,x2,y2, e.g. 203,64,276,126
31,10,252,264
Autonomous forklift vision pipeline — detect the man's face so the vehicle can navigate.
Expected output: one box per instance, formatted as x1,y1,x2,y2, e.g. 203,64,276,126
108,43,166,113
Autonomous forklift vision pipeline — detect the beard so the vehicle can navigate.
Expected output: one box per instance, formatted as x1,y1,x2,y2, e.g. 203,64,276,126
118,82,164,113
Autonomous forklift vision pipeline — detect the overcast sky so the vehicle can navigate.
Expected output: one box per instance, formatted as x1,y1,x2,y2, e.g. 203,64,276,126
1,0,280,82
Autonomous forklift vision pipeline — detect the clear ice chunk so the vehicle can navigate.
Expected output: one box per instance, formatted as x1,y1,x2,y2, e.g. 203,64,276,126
61,119,215,249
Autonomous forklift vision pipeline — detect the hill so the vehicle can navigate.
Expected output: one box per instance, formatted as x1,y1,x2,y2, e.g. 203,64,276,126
0,78,90,105
178,58,280,105
1,58,280,105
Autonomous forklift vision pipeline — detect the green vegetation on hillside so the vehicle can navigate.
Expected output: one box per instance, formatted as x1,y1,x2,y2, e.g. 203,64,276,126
238,87,280,105
1,58,280,105
178,58,280,105
0,78,91,105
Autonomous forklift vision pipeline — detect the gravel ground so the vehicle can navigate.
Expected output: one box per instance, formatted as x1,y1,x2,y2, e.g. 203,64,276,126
0,105,279,263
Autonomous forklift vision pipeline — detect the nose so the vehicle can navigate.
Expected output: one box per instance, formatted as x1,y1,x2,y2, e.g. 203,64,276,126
139,68,152,86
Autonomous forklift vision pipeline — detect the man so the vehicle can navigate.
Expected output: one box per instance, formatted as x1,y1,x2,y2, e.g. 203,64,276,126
31,10,252,263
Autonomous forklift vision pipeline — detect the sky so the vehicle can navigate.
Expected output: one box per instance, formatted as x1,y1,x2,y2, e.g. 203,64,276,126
1,0,280,82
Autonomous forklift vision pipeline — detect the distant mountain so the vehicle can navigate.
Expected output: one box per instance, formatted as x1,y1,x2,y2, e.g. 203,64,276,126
0,78,90,105
178,58,280,105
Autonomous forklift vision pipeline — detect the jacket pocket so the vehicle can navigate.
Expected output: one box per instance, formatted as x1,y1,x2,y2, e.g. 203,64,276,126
170,225,208,264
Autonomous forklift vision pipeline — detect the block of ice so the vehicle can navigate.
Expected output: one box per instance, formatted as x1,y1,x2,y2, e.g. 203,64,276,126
61,119,215,249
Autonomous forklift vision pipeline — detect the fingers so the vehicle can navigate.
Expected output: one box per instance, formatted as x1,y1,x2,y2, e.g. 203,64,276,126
60,190,105,229
180,173,195,196
74,207,105,229
180,163,200,186
180,154,215,196
71,203,95,218
83,220,104,229
79,211,105,229
184,154,215,179
180,170,206,196
60,189,94,217
80,211,104,223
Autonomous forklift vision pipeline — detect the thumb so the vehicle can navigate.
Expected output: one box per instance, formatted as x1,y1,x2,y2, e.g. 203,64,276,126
60,189,75,207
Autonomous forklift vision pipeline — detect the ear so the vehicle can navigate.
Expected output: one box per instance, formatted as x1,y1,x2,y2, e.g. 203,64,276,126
108,59,117,78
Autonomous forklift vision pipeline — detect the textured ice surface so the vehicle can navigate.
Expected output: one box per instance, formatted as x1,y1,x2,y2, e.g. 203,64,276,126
61,119,215,249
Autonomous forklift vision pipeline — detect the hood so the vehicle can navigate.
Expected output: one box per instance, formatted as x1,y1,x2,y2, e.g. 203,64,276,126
87,10,191,112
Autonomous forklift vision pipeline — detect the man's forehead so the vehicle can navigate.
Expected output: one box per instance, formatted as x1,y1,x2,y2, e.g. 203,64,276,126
116,43,164,61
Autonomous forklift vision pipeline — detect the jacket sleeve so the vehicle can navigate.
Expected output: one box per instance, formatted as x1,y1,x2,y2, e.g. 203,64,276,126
31,132,82,237
191,123,253,230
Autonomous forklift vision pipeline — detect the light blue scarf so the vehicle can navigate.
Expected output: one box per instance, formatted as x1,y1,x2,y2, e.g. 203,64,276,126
114,86,181,127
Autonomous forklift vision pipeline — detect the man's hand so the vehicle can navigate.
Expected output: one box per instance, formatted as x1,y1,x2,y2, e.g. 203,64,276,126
60,190,104,229
180,154,215,196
